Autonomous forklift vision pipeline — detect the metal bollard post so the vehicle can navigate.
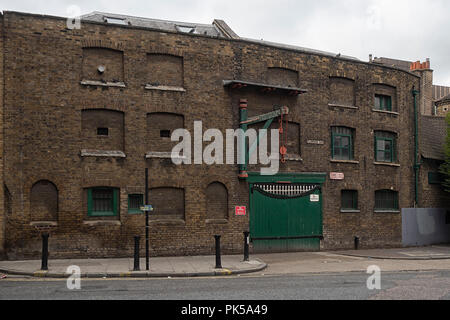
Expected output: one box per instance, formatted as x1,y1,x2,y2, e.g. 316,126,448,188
133,236,140,271
354,236,360,250
214,235,222,269
41,233,49,271
243,231,250,261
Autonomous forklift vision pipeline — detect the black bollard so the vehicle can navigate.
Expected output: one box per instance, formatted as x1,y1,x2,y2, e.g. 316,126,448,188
214,235,222,269
133,236,140,271
41,233,49,271
354,236,360,250
243,231,250,262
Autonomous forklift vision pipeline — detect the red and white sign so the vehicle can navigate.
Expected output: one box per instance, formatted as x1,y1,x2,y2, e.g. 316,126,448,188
235,206,246,216
330,172,345,180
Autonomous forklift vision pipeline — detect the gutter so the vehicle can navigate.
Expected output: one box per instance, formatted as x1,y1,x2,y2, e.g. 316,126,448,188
412,87,420,207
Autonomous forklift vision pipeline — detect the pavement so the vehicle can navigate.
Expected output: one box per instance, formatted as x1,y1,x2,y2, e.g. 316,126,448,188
0,245,449,279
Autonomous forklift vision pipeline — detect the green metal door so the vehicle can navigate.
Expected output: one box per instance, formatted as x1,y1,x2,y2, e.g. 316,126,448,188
250,183,323,252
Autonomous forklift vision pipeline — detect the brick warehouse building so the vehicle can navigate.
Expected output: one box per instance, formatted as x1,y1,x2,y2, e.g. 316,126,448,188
0,11,422,259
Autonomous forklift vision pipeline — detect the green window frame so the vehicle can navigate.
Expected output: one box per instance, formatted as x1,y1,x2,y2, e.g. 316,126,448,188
87,187,119,217
375,190,399,211
128,194,144,214
331,127,354,160
374,131,397,163
374,94,392,111
341,190,358,211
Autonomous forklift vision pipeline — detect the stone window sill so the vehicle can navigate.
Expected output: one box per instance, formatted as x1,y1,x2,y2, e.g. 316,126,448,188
330,159,359,164
81,149,126,158
374,210,400,214
206,219,229,225
30,221,58,227
145,151,187,160
372,109,399,116
328,103,358,110
285,154,303,162
374,162,400,167
80,80,126,88
149,219,185,226
83,220,121,226
144,84,186,92
340,209,360,213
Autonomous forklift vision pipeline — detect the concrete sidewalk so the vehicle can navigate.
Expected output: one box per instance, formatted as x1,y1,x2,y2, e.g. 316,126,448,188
334,245,450,260
1,245,449,279
0,255,267,278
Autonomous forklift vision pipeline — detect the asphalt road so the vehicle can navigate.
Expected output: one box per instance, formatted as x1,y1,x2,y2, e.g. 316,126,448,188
1,270,449,300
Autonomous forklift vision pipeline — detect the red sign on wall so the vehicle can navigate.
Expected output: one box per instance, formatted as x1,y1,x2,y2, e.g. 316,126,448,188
235,206,246,216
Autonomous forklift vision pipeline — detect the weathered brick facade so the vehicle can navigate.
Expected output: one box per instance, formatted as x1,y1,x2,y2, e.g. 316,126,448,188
0,11,422,259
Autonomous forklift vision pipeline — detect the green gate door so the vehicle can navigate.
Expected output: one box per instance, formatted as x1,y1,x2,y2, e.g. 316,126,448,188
250,183,323,252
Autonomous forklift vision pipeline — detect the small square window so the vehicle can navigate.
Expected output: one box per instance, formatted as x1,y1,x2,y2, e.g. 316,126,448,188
160,130,171,138
128,194,144,214
97,127,109,136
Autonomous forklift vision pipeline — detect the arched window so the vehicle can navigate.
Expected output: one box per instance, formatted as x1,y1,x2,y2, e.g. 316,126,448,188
30,180,58,221
206,182,228,220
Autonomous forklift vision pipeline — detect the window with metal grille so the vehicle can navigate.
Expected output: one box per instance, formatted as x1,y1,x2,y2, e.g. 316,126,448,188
375,131,397,163
128,194,143,214
331,127,354,160
87,187,118,216
341,190,358,211
375,190,399,211
374,94,392,111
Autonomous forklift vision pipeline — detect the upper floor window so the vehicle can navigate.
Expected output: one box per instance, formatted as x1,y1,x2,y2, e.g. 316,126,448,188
82,47,124,83
374,131,397,163
329,77,355,107
331,127,354,160
147,54,184,88
374,94,392,111
266,67,298,87
146,112,184,152
81,109,125,151
373,84,397,112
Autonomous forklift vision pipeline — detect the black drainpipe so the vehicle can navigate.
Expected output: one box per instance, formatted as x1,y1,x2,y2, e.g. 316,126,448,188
412,87,420,207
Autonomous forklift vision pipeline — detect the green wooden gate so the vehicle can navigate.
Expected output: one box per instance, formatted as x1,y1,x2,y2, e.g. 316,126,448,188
248,173,325,253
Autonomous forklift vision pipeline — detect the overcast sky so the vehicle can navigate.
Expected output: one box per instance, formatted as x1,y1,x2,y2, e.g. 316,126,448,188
2,0,450,85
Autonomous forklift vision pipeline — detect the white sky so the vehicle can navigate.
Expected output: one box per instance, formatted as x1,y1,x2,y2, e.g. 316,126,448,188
2,0,450,85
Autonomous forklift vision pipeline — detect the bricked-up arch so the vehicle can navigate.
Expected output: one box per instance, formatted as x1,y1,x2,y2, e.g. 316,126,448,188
206,182,228,220
30,180,58,221
329,77,355,106
148,187,185,220
147,53,184,87
81,109,124,151
146,112,184,152
266,67,298,87
82,47,124,82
